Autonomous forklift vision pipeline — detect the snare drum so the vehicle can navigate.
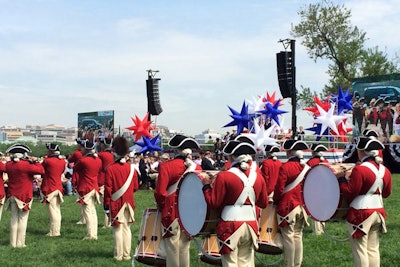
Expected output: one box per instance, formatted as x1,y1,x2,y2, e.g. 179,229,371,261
176,172,218,237
134,208,166,266
303,164,354,222
257,205,283,255
199,234,222,266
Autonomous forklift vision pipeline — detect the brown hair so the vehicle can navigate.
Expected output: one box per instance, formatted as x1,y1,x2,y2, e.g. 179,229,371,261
112,136,129,156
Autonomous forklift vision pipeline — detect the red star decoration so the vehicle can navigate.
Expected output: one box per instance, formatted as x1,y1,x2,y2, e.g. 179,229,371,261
303,95,331,116
126,112,154,141
262,91,283,106
333,118,352,142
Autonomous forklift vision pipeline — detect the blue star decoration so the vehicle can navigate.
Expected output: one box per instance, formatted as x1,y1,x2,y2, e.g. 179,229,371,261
223,101,254,134
258,99,287,126
135,134,163,154
331,86,353,115
306,123,334,142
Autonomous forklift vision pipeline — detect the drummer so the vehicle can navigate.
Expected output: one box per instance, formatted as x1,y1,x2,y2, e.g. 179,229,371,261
306,143,329,235
338,136,391,267
154,134,202,266
273,139,310,267
202,140,268,267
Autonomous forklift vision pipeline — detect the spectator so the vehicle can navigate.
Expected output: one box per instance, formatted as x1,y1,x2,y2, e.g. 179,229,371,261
201,151,216,170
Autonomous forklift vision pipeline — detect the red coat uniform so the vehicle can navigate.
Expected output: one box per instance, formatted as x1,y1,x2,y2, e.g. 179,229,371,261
260,157,282,197
367,108,379,125
6,159,45,210
307,156,328,168
203,162,268,254
273,158,308,227
104,160,139,226
340,158,391,238
98,150,114,188
74,154,102,200
0,162,6,202
154,156,202,236
41,155,66,199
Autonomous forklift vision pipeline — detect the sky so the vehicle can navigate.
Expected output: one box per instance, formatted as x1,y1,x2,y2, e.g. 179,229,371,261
1,0,399,136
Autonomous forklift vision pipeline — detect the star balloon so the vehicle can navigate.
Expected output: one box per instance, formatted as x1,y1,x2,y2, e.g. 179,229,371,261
126,112,155,141
224,101,254,134
335,118,353,142
134,134,163,154
259,99,287,126
247,96,266,115
262,91,283,106
303,95,331,116
306,123,332,142
313,103,347,136
331,86,353,114
244,119,279,150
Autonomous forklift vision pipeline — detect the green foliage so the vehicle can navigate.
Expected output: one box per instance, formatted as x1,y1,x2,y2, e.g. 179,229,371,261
1,175,400,266
0,142,77,157
291,0,399,97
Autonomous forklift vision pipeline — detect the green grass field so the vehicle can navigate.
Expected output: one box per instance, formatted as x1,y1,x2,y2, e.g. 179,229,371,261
0,175,399,267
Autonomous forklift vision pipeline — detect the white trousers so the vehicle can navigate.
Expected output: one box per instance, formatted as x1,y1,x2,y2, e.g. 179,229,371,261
9,197,30,248
46,196,62,236
82,190,98,239
112,206,133,260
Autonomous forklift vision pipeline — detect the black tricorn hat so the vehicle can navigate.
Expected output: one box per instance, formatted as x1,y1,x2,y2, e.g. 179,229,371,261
265,144,280,153
362,129,379,138
234,134,255,145
75,138,84,145
223,140,256,156
100,137,113,145
6,144,32,154
309,143,328,152
46,143,60,151
282,139,308,151
356,137,384,151
358,97,365,103
168,134,199,149
83,140,96,150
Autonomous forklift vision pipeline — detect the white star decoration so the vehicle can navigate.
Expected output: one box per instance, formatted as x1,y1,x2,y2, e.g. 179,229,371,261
245,119,279,150
246,96,265,115
314,103,347,136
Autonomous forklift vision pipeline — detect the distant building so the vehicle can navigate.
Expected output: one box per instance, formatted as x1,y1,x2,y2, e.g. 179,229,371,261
194,129,222,145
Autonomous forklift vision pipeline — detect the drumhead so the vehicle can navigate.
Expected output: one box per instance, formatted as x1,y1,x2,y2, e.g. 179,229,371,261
303,165,341,222
177,172,208,236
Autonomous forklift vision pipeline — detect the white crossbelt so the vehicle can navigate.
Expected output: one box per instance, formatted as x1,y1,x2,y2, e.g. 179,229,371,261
283,164,310,193
112,165,134,201
166,159,197,196
221,162,257,221
350,162,385,209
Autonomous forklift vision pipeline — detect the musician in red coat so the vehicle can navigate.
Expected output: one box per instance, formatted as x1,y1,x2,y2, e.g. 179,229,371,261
260,144,282,202
306,143,329,235
98,137,114,228
339,137,392,267
104,136,139,261
154,134,202,266
5,144,44,248
69,138,83,192
0,159,6,221
202,140,268,267
74,140,102,240
40,143,66,237
273,139,310,267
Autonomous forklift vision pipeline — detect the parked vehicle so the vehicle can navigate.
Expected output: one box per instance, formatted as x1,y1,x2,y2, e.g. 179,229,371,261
79,118,103,130
363,86,400,105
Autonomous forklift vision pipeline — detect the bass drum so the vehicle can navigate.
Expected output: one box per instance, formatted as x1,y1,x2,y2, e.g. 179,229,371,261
134,208,166,266
176,172,218,237
303,164,353,222
257,204,283,255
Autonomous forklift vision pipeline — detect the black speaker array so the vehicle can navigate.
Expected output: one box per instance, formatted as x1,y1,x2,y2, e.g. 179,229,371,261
276,51,294,98
146,78,163,115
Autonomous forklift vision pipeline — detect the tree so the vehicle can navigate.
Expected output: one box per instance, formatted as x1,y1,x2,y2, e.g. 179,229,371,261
291,0,399,100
